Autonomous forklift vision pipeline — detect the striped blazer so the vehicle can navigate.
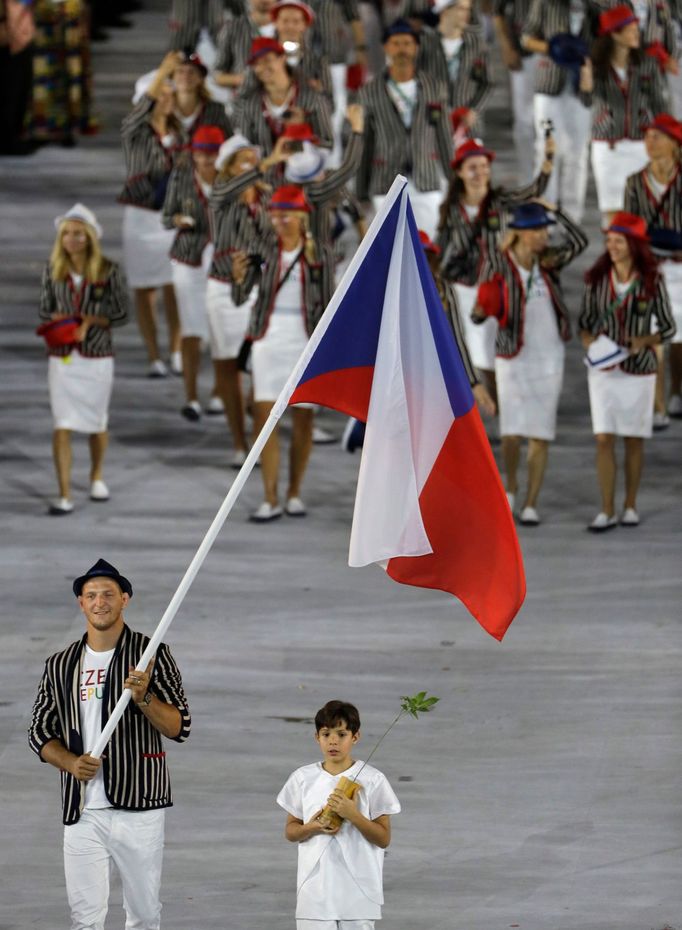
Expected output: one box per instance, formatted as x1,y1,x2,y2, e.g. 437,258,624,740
214,12,260,74
209,185,275,305
38,262,129,358
28,625,191,826
440,280,478,386
176,99,233,149
231,82,334,160
119,95,179,211
168,0,226,50
591,57,667,141
579,269,676,373
357,71,452,199
310,0,360,64
162,162,213,265
522,0,596,102
624,163,682,232
494,0,535,56
437,170,550,286
477,207,588,357
417,27,492,112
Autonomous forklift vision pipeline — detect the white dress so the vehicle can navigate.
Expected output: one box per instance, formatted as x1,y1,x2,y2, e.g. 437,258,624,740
206,278,258,360
495,259,565,440
456,204,497,371
276,760,401,921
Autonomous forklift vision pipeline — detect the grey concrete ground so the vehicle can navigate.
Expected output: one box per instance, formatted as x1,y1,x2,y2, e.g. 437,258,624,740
1,6,681,929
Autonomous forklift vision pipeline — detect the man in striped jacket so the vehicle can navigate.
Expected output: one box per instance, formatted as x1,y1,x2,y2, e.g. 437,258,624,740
28,559,191,930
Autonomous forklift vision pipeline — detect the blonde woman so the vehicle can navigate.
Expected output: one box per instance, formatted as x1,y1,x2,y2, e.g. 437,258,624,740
38,205,128,514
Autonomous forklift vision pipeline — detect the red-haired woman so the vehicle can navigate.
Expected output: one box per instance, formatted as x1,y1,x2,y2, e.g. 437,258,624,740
579,212,676,530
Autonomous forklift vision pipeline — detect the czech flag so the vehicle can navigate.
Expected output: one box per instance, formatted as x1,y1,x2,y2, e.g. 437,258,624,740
286,177,525,640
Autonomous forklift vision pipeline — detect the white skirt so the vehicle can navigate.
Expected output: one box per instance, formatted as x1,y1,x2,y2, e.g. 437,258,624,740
588,367,656,437
252,311,309,403
455,282,497,371
172,246,213,339
122,205,175,289
495,353,565,441
591,139,649,213
48,354,114,433
660,259,682,344
206,278,258,359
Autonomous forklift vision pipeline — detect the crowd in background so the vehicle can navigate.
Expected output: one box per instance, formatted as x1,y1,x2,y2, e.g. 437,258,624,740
15,0,682,530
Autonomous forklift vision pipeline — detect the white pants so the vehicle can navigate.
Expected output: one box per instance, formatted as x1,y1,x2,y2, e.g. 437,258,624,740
63,808,165,930
510,56,538,185
297,922,374,930
373,184,443,239
534,89,591,223
328,63,348,169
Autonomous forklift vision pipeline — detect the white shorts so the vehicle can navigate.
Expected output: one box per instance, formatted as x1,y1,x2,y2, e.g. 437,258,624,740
63,808,165,930
591,139,649,213
206,278,257,359
172,247,213,339
122,205,175,289
48,354,114,433
455,282,497,371
252,311,310,403
588,367,656,437
297,922,375,930
660,259,682,344
495,355,564,441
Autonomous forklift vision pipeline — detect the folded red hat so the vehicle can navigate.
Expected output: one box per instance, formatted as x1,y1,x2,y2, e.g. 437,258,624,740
191,125,225,150
248,36,286,64
282,122,318,143
346,63,365,91
451,137,495,169
177,49,208,76
643,111,682,144
450,106,471,133
269,184,312,212
419,230,441,255
271,0,314,25
36,316,82,348
605,211,649,241
598,4,637,35
476,274,508,323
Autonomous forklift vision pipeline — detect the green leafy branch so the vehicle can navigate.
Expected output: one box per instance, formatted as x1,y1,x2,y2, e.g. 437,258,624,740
353,691,440,782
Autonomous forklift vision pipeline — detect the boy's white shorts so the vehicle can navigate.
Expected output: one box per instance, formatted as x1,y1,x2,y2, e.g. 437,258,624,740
296,922,375,930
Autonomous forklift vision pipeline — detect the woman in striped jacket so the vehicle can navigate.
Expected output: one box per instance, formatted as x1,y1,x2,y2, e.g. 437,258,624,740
162,125,226,421
119,58,183,378
473,201,588,526
579,212,675,530
624,112,682,419
231,185,331,521
168,49,233,145
38,205,128,515
589,4,668,220
436,136,554,396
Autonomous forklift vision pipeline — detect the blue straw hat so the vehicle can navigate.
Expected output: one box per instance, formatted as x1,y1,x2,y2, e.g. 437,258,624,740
508,203,556,230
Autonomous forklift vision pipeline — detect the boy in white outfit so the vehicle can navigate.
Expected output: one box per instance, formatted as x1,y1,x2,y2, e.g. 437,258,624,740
277,700,401,930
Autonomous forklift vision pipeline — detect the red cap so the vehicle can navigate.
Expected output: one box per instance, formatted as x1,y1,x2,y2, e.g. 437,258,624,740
605,211,649,241
177,50,208,76
281,122,318,143
450,106,471,133
269,184,311,212
36,316,82,348
598,4,637,35
476,274,508,323
643,111,682,144
451,138,495,169
248,37,286,64
346,63,365,91
419,230,441,256
191,125,226,150
271,0,314,25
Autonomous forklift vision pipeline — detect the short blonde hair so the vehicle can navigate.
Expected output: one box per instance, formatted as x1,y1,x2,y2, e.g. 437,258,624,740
50,220,107,282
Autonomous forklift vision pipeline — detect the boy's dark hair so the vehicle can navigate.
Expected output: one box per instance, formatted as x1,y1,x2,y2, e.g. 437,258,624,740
315,700,361,734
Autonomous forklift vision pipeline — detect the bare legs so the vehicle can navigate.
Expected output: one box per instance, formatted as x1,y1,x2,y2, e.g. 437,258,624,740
594,433,644,514
181,336,202,404
134,286,180,364
213,359,247,452
52,429,109,499
501,435,549,508
252,402,314,506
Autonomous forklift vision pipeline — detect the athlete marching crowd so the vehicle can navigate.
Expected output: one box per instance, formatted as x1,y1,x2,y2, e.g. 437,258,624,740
32,0,682,532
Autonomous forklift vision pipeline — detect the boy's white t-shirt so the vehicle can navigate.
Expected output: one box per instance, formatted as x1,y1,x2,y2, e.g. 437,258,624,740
277,760,401,920
80,645,115,809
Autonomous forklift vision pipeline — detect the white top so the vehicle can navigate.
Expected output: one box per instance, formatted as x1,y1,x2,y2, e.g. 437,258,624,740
613,65,627,82
512,256,564,371
80,645,115,809
463,202,479,220
197,177,213,198
442,36,463,82
275,247,303,314
613,274,634,296
177,107,201,130
70,272,84,288
387,77,417,129
277,760,401,920
647,170,667,199
631,0,649,28
569,0,585,35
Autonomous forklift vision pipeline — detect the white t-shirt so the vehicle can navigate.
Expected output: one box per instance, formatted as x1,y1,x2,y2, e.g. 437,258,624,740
277,760,401,920
463,202,479,221
512,256,564,371
69,272,83,288
569,0,585,36
442,36,463,82
387,77,417,129
274,247,303,314
177,107,201,130
80,645,115,809
613,65,627,82
647,170,667,200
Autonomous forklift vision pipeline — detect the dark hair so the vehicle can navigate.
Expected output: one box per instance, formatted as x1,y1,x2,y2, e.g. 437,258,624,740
591,34,641,82
315,700,361,734
584,235,659,297
437,175,499,235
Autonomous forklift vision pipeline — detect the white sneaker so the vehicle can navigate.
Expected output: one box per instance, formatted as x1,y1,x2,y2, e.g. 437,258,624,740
667,394,682,417
506,492,516,512
181,400,202,422
49,497,74,515
148,359,168,378
90,480,110,501
170,351,183,375
249,501,283,523
312,426,335,444
520,505,540,526
285,496,307,517
588,512,617,533
230,449,247,469
206,395,224,415
620,507,640,526
653,411,670,431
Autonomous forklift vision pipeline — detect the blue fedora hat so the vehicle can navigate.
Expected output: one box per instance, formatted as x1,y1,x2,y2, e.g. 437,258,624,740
549,33,589,70
382,18,420,43
508,202,556,230
73,558,133,597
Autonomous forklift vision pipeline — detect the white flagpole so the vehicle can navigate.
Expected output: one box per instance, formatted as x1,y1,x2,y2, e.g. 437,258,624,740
90,176,407,759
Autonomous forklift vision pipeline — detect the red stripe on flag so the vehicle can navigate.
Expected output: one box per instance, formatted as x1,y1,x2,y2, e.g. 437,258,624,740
386,411,525,641
289,366,374,421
